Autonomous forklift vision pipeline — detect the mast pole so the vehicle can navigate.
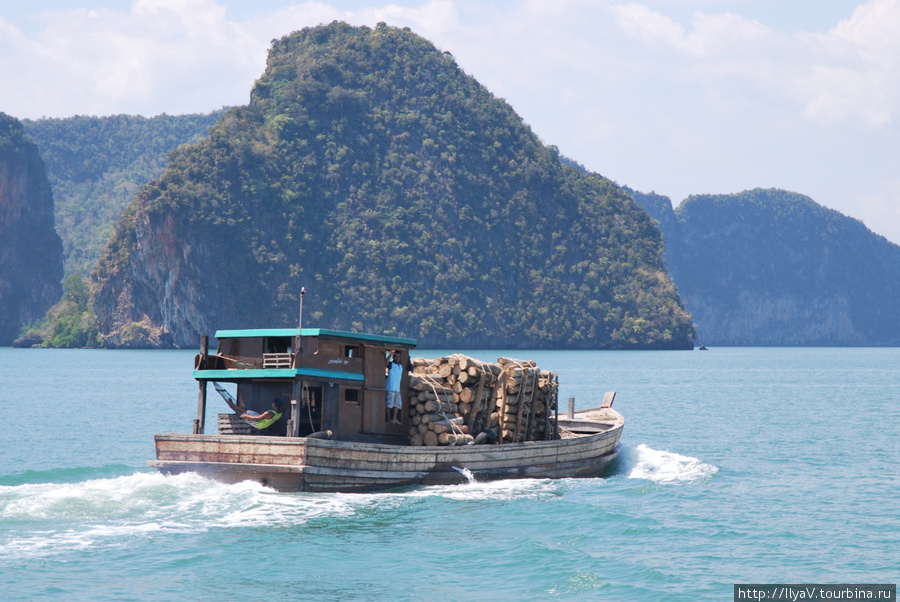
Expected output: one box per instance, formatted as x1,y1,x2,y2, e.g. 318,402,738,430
291,288,305,437
296,287,305,353
195,334,208,435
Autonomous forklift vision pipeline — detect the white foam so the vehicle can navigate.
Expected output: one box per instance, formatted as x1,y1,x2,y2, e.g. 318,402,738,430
451,466,476,483
0,471,362,558
399,476,561,501
623,443,718,484
0,447,716,559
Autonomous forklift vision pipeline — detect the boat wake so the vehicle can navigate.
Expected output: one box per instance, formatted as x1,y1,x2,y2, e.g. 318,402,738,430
0,471,359,558
0,468,569,560
0,443,718,558
618,443,718,484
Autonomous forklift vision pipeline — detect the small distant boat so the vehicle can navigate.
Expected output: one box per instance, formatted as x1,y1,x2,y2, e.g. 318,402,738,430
698,345,708,351
149,327,624,493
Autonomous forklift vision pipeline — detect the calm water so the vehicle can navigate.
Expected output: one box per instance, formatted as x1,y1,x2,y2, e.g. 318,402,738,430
1,347,897,600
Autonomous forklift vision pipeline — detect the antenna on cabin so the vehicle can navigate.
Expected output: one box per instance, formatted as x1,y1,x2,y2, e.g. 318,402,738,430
296,287,306,353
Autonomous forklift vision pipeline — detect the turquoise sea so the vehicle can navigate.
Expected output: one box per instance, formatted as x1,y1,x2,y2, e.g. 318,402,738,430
1,347,897,600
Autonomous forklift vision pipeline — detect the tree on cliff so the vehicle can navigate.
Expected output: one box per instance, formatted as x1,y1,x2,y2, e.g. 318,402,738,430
0,112,63,345
92,22,693,350
630,187,900,346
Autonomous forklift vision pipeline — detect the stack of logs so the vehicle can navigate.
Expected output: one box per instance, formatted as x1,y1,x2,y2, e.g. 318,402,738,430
407,354,559,447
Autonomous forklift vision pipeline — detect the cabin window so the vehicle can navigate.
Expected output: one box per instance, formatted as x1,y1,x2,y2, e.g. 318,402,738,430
265,337,292,354
344,345,359,358
343,388,360,404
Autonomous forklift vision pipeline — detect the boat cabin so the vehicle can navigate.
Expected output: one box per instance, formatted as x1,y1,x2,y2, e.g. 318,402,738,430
193,328,416,443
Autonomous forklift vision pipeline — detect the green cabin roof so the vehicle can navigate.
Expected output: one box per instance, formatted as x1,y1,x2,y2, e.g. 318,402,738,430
193,367,365,382
213,328,416,348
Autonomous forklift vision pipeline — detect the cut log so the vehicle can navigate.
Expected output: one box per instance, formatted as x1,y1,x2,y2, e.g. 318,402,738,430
423,399,458,413
431,422,469,435
410,374,453,392
438,432,474,446
418,390,456,403
498,357,536,368
421,412,447,424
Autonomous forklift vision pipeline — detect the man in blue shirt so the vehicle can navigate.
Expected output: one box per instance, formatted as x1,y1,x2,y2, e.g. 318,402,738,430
385,351,404,425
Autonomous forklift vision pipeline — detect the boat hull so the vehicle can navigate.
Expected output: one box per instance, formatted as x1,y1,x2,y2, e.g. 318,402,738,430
149,410,624,493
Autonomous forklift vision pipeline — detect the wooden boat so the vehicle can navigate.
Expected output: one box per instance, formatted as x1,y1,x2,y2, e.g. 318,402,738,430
149,327,624,492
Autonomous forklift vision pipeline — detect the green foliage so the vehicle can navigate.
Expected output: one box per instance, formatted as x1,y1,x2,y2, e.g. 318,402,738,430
95,22,694,350
0,111,31,158
22,111,226,276
19,274,100,348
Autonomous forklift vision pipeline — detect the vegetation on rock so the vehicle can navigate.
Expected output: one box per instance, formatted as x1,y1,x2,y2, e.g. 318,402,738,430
93,22,693,350
17,273,100,348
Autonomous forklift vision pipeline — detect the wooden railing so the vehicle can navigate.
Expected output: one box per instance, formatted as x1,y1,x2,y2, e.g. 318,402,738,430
263,353,293,369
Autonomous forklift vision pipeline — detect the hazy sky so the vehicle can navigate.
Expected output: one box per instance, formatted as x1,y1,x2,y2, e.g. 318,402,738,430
2,0,898,243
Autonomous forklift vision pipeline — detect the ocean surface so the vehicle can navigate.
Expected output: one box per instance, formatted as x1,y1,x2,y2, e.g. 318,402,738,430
1,347,897,600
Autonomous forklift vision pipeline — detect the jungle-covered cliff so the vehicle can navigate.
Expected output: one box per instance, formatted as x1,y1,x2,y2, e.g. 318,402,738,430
0,112,63,345
630,187,900,346
23,111,225,277
92,22,694,350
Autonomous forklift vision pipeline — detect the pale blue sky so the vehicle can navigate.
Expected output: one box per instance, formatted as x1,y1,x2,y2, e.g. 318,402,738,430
1,0,897,244
0,1,864,30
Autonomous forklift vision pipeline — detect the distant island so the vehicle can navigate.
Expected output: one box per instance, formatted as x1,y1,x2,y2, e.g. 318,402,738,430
630,187,900,346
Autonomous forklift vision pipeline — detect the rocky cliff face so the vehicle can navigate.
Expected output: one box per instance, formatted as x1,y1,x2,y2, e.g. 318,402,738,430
632,188,900,346
91,206,221,348
0,113,63,345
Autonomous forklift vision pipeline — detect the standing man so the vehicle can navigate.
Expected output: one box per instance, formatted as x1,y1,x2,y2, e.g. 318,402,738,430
385,351,404,425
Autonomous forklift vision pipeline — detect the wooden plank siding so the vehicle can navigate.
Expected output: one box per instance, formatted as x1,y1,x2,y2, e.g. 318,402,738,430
151,410,624,492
